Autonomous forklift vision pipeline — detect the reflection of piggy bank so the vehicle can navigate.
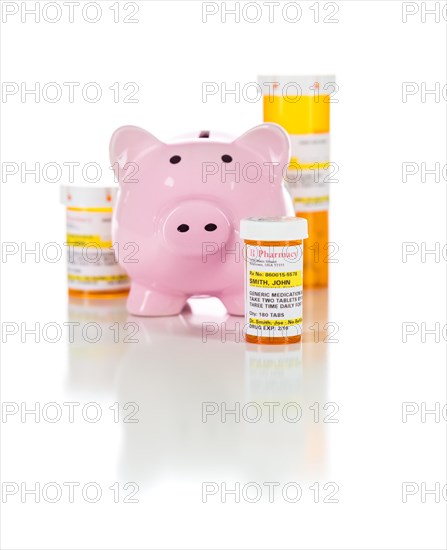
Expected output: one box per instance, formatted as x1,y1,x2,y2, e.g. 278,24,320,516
110,124,294,316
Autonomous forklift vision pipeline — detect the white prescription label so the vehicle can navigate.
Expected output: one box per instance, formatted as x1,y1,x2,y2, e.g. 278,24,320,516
286,133,331,213
244,243,303,339
66,209,130,291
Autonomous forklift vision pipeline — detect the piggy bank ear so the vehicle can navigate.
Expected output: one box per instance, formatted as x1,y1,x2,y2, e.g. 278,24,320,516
110,125,163,177
233,123,290,168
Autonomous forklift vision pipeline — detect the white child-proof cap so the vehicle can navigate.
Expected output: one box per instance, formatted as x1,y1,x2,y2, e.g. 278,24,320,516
240,217,308,242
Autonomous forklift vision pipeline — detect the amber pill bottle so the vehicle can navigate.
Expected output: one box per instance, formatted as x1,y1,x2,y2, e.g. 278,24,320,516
61,186,130,299
240,217,308,345
259,75,334,288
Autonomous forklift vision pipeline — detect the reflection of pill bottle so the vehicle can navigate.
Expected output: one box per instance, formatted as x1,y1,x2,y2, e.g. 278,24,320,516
259,75,335,288
240,217,308,345
67,296,129,393
61,186,130,299
245,343,302,401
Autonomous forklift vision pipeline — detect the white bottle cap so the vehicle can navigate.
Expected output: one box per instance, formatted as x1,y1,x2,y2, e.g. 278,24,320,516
240,217,308,242
60,186,118,208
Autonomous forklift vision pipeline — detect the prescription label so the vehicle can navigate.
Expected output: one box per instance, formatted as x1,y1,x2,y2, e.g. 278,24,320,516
286,133,331,213
66,209,130,291
244,244,303,339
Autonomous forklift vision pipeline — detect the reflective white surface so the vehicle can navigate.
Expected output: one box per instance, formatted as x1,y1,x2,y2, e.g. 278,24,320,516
2,282,446,549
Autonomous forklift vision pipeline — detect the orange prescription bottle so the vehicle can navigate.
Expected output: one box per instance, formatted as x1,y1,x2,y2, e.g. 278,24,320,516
240,217,308,345
259,75,335,288
61,186,130,299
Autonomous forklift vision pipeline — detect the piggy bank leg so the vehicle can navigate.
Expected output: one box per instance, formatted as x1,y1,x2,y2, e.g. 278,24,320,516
219,291,244,317
127,283,187,317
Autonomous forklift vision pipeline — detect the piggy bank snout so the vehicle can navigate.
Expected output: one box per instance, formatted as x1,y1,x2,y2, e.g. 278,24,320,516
161,200,232,256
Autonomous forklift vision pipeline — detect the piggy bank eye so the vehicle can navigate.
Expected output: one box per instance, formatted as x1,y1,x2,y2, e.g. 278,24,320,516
170,155,181,164
221,155,232,163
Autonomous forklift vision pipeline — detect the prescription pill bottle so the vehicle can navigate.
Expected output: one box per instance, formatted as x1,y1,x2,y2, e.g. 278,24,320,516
240,217,308,345
61,186,130,299
258,75,335,288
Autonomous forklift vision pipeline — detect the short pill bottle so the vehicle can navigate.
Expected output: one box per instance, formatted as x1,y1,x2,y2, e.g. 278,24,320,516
61,186,130,299
240,217,308,345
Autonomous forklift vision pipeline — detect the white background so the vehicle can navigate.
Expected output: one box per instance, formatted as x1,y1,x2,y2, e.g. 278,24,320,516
1,1,446,549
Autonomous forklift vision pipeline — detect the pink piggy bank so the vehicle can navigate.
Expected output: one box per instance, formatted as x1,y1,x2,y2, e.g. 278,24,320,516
110,124,294,316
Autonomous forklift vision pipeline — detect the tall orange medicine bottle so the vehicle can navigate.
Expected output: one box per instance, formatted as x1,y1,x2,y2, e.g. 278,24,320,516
259,75,335,288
